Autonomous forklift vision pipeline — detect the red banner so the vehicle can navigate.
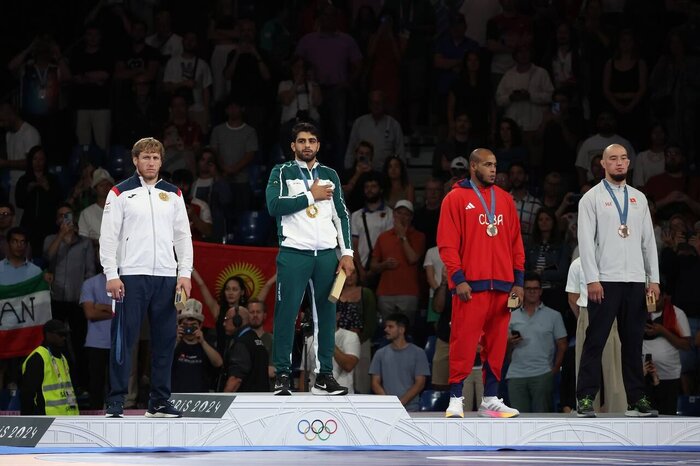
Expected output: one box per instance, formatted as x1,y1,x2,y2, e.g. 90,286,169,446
192,242,278,331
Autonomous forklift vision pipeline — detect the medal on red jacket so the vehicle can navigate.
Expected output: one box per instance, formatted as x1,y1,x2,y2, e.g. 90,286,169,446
469,180,498,237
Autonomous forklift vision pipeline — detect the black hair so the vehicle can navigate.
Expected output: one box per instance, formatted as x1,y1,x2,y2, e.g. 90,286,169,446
524,271,542,286
291,122,320,142
6,226,28,243
385,312,410,331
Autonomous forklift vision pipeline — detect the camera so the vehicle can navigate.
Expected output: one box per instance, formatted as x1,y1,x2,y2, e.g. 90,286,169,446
358,155,369,164
183,326,195,335
645,353,653,363
300,312,314,338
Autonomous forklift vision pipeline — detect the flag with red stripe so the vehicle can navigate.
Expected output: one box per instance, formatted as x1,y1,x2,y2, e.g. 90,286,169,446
191,242,278,331
0,274,52,358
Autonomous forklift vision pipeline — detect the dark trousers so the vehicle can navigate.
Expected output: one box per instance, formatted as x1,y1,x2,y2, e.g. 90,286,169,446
51,300,88,391
647,378,681,415
577,282,646,404
87,347,109,409
107,275,177,404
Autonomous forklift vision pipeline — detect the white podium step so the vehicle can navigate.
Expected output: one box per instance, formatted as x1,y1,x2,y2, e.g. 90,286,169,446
2,394,700,450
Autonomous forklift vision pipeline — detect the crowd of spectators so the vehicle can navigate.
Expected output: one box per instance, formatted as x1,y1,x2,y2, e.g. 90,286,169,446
1,0,700,414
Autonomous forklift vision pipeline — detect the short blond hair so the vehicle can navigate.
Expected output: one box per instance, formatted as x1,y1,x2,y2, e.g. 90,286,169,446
132,137,164,159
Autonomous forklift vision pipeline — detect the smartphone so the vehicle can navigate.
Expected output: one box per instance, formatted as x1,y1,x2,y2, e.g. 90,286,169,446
551,102,561,114
511,330,521,338
645,353,652,363
63,212,73,224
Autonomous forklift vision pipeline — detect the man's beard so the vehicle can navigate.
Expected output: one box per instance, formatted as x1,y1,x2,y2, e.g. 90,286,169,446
296,149,317,163
610,172,627,182
365,193,381,203
475,170,495,187
665,163,682,174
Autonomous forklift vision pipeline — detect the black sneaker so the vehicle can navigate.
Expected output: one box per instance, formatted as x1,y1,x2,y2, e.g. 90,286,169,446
625,396,659,417
576,395,596,418
105,401,124,418
145,400,182,418
311,373,348,396
274,373,293,396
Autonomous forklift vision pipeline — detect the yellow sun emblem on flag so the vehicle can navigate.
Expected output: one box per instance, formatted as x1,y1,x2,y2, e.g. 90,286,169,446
215,262,266,299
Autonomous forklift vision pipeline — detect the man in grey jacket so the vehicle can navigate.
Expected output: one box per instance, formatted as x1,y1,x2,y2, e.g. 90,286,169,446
576,143,660,418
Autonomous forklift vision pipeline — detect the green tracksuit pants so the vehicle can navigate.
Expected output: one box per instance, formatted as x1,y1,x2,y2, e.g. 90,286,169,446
272,247,338,375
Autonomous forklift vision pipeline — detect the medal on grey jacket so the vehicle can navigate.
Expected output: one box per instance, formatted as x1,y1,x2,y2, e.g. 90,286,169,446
469,180,498,236
603,179,630,238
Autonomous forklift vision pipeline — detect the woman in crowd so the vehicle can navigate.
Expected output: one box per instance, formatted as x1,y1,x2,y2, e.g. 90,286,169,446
192,271,249,356
381,156,414,208
337,268,377,394
15,145,62,257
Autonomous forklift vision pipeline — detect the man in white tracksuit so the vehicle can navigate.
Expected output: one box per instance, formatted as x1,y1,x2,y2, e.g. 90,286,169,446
100,137,193,418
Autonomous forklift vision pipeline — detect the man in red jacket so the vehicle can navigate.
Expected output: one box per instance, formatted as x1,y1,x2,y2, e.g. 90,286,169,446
437,148,525,418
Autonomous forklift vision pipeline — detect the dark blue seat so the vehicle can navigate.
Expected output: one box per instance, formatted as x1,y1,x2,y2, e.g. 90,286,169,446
233,210,272,246
424,335,437,371
106,145,133,182
419,389,450,412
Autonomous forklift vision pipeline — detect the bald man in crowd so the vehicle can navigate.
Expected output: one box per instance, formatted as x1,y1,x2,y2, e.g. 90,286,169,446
576,144,660,418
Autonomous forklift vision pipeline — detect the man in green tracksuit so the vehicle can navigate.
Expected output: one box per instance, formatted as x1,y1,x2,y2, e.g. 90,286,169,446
266,122,355,396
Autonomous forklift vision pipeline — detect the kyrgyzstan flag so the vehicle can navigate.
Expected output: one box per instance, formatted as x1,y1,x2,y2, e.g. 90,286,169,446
0,274,52,358
191,242,278,331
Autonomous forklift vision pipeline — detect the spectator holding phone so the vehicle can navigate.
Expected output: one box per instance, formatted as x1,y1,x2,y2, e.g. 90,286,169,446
43,203,95,394
172,299,223,393
507,272,568,413
643,291,691,415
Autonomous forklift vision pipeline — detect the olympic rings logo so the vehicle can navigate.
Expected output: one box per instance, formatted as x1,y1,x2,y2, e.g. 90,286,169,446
297,419,338,441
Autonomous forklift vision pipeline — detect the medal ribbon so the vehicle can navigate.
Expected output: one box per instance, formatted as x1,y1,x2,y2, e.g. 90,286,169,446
468,180,496,225
602,179,628,226
297,164,318,192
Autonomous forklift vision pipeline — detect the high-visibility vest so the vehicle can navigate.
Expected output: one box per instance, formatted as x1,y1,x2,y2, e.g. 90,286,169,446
22,346,79,416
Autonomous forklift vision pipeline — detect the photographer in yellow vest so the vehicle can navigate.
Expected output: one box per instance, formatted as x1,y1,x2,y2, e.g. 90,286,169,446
20,320,79,415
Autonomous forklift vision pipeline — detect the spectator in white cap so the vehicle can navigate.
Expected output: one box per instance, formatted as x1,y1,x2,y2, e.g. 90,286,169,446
171,298,223,393
370,199,427,326
78,167,115,243
445,156,469,192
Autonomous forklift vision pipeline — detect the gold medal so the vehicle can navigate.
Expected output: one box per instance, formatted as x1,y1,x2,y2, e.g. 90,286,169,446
159,192,169,201
618,224,630,238
486,224,498,237
306,204,319,218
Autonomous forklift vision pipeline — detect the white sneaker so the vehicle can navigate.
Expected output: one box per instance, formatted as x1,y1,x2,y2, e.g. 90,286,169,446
478,396,519,418
445,396,464,418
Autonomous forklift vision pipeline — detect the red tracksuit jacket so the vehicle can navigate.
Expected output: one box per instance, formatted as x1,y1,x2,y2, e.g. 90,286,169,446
437,179,525,292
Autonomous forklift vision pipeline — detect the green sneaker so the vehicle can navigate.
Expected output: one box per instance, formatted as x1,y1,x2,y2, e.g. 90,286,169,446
576,395,596,418
625,396,659,417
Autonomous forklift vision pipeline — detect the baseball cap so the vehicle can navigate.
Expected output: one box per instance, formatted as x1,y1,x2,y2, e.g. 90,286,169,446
44,319,69,335
451,157,468,170
178,298,205,322
394,199,414,213
91,167,115,188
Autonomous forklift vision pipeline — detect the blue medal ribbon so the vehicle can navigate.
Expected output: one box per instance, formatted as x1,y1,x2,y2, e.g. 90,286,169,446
297,163,318,191
602,179,628,226
468,180,496,225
